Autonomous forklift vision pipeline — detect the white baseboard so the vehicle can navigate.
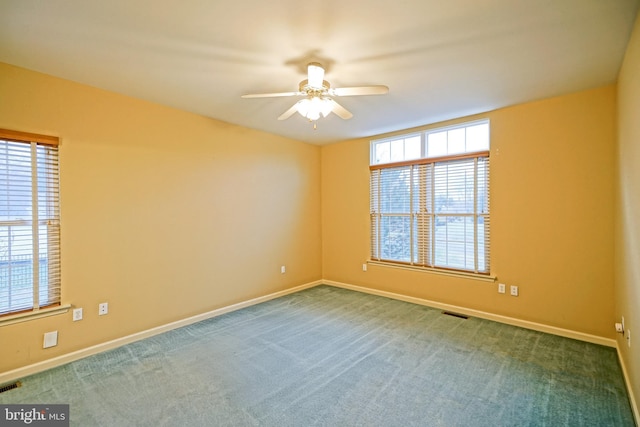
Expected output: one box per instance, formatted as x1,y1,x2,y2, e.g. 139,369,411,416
0,280,322,385
616,342,640,425
323,280,617,348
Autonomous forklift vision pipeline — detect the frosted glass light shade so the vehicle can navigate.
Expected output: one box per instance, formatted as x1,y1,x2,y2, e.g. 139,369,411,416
295,97,333,120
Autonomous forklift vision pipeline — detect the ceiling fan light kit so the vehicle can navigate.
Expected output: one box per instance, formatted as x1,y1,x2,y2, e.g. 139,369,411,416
242,62,388,126
295,97,333,121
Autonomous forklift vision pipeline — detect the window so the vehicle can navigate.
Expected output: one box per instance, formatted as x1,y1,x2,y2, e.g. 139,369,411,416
370,120,490,274
0,129,61,316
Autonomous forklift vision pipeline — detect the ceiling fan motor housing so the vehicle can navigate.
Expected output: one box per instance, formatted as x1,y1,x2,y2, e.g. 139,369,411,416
299,79,331,94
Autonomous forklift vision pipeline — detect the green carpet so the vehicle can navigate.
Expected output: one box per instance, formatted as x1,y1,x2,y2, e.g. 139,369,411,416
1,285,635,426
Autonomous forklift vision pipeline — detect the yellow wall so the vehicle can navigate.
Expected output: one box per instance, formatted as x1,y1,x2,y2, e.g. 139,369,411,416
0,62,322,373
616,11,640,414
322,85,616,338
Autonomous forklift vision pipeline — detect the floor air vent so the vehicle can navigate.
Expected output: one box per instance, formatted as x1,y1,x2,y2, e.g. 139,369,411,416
0,381,21,394
442,311,469,320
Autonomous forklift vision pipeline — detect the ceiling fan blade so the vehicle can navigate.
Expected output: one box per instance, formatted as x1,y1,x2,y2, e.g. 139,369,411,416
277,103,299,121
329,99,353,120
241,91,302,99
332,85,389,96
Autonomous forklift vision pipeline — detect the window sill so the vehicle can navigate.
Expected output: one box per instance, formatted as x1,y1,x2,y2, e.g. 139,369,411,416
367,260,496,282
0,304,71,327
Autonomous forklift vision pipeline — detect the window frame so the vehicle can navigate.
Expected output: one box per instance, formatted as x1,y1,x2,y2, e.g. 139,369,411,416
0,129,68,323
369,120,492,278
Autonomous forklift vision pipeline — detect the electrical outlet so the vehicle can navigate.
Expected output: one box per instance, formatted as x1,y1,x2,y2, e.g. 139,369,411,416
280,265,286,274
510,285,519,296
72,308,83,321
98,302,108,316
363,263,368,272
498,283,506,294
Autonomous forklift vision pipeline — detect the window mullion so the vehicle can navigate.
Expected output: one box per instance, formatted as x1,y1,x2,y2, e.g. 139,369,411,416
473,157,479,273
429,164,435,267
30,142,40,309
409,166,414,264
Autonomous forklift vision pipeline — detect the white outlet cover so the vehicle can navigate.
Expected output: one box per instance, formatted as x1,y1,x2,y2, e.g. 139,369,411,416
72,308,83,321
498,283,506,293
510,285,519,296
43,331,58,348
99,302,108,315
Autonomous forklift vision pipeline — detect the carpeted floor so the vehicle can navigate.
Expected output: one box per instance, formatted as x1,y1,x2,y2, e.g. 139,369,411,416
1,285,635,426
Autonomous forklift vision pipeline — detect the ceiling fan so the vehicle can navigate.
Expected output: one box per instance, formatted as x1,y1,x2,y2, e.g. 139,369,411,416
241,63,389,124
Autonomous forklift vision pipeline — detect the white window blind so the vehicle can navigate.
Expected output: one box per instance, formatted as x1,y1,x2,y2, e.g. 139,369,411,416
0,129,61,316
370,154,489,273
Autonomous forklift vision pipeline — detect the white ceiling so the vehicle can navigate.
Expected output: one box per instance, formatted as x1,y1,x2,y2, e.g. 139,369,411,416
0,1,638,145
